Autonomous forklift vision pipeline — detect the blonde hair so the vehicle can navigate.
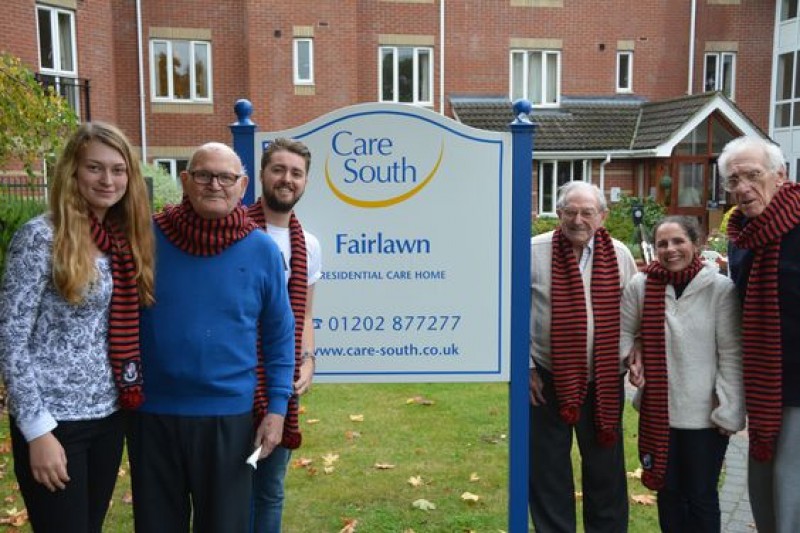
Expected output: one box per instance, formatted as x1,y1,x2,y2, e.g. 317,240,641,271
50,122,155,305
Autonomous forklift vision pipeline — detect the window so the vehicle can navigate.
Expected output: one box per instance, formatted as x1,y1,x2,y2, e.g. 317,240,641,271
775,52,800,129
379,46,433,105
616,52,633,92
510,50,560,106
538,160,586,215
150,39,211,102
781,0,798,21
155,159,188,181
293,38,314,85
703,52,736,99
36,5,79,112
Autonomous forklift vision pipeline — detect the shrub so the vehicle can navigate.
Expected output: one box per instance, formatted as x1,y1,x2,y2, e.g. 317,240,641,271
532,216,559,236
0,195,47,275
143,164,183,213
605,195,665,246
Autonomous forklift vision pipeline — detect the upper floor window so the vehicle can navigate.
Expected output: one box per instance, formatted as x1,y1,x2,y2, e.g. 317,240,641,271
775,51,800,129
616,51,633,93
781,0,798,21
150,39,212,102
379,46,433,105
37,5,80,114
293,38,314,85
510,50,560,106
538,160,586,215
704,52,735,99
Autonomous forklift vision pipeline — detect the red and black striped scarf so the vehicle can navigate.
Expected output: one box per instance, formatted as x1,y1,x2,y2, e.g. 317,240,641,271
154,197,258,256
727,181,800,461
89,214,143,410
550,227,622,445
638,255,704,490
247,198,308,449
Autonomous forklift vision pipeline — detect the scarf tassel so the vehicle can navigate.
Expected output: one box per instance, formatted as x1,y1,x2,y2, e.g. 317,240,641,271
119,388,144,410
559,406,580,425
596,428,618,447
642,470,664,491
749,438,774,462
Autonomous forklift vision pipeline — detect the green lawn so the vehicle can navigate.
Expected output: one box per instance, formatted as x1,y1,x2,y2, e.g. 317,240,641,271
0,383,657,531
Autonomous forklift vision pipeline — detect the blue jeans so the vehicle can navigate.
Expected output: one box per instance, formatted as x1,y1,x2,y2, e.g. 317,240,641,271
251,446,291,533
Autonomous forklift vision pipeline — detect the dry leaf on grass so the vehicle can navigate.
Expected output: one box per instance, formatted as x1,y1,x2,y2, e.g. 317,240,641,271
574,491,583,500
322,453,340,466
405,396,435,405
324,466,335,474
412,498,436,511
0,507,28,526
469,472,481,482
298,405,307,414
627,467,642,479
460,491,481,502
631,493,657,505
407,475,424,487
122,491,133,504
374,462,396,470
349,414,364,422
306,419,321,425
339,517,358,533
292,457,313,469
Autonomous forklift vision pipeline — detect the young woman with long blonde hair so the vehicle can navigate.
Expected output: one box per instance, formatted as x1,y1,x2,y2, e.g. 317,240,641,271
0,122,154,532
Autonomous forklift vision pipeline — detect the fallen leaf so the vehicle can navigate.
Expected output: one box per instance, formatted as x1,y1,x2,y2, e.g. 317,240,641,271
574,491,583,500
627,467,642,479
631,493,657,505
324,466,335,474
299,405,307,414
0,439,11,454
403,530,416,533
292,457,313,469
339,517,358,533
122,491,133,504
306,419,321,425
349,414,364,422
0,507,28,526
406,396,435,406
412,498,436,511
460,491,481,502
322,453,340,466
407,475,424,487
306,466,319,476
469,472,481,482
3,497,13,504
344,430,361,440
118,467,127,477
374,462,396,470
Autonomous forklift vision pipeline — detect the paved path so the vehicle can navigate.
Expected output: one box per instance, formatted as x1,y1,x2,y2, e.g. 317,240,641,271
720,431,756,532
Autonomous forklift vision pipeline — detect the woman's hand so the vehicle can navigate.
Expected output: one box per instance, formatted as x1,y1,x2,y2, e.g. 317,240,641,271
29,432,69,492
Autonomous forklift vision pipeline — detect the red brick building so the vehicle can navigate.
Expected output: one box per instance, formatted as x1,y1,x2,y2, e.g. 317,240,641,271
1,0,775,228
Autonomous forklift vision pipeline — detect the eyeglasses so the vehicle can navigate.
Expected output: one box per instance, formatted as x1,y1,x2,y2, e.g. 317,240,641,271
189,170,242,187
560,208,600,219
722,169,766,192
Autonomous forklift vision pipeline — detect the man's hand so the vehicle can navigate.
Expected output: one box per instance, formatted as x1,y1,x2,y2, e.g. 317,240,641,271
627,343,646,388
294,357,315,395
255,413,285,459
529,368,546,406
29,432,69,492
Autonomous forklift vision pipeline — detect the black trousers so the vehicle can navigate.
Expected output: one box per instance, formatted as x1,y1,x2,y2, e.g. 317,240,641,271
126,411,254,533
529,368,629,533
10,411,124,533
657,428,729,533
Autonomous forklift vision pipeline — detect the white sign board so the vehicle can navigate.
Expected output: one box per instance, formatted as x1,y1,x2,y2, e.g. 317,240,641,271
256,104,512,382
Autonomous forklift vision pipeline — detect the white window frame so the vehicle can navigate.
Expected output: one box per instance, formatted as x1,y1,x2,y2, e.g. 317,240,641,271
538,160,588,216
293,38,314,85
36,4,80,114
149,39,213,103
378,46,434,106
154,158,188,181
509,50,561,107
775,51,798,129
703,52,736,99
616,51,633,93
781,0,798,21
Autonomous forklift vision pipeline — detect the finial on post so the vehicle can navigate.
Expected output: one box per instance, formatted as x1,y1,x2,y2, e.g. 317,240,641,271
234,99,254,125
512,99,533,124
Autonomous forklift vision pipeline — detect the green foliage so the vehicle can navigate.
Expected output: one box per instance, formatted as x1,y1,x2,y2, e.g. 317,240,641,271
0,53,77,176
605,195,665,245
532,215,560,236
143,164,183,213
0,195,47,275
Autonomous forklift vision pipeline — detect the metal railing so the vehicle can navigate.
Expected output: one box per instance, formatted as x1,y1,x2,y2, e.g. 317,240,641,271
35,74,91,122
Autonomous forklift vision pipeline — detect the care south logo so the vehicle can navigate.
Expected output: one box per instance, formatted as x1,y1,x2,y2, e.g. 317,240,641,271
324,129,443,209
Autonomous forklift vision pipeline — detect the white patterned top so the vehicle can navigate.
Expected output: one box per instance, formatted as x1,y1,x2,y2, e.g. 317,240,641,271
0,215,118,442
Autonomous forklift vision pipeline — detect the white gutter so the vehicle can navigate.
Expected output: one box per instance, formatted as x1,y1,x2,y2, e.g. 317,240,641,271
439,0,445,115
599,153,612,197
136,0,147,162
687,0,696,95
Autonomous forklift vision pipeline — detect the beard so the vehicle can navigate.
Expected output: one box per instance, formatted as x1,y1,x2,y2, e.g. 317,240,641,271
264,189,302,213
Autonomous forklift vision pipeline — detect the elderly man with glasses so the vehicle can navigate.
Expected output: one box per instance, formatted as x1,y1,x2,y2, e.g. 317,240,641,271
126,142,295,532
720,136,800,533
529,181,637,533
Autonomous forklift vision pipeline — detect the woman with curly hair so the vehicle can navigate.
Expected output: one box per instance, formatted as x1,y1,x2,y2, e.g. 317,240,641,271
0,122,155,532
